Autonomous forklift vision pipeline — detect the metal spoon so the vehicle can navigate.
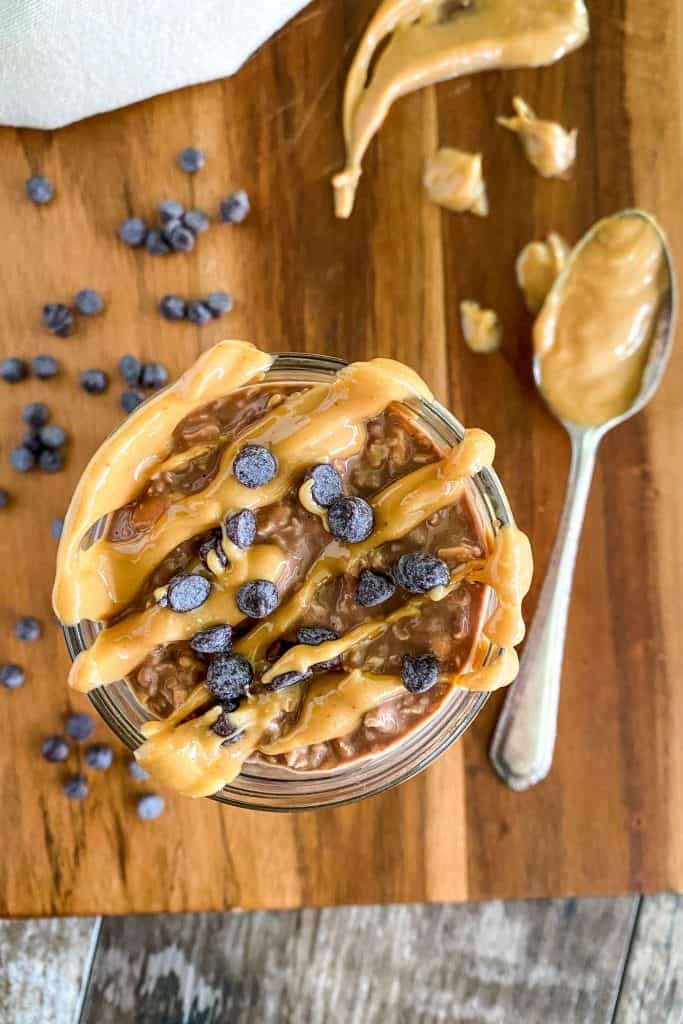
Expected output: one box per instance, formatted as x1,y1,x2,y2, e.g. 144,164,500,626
489,209,677,790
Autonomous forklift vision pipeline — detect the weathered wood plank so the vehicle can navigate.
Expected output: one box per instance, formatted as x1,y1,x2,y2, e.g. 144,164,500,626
84,898,637,1024
615,895,683,1023
0,916,100,1024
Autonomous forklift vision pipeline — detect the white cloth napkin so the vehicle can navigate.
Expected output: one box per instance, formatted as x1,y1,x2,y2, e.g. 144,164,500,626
0,0,310,129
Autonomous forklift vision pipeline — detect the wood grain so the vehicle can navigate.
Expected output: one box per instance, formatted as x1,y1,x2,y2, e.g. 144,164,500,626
0,0,680,915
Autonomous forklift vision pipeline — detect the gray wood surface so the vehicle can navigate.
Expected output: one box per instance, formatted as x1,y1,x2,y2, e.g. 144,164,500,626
615,895,683,1023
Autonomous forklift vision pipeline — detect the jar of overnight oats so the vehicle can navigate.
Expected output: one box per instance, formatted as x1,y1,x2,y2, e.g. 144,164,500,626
60,348,524,811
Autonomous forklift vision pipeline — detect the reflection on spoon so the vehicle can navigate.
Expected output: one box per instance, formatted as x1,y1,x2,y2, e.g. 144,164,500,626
489,210,676,791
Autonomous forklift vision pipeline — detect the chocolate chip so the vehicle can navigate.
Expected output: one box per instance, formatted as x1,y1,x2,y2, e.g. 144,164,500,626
128,759,149,781
265,669,310,692
159,295,186,321
166,573,211,613
224,509,256,549
26,175,53,205
119,217,147,247
140,362,168,389
401,653,441,693
168,224,195,253
75,289,103,316
220,190,250,223
10,446,36,472
199,529,228,571
327,496,374,544
51,517,64,540
137,794,165,819
393,552,450,594
296,626,338,646
39,448,64,473
178,147,205,173
146,229,171,255
43,302,74,338
15,616,41,641
305,464,342,508
190,624,233,655
85,743,114,770
0,663,24,689
233,445,278,488
187,300,212,325
0,489,10,509
236,580,279,619
206,652,252,702
63,774,89,800
66,712,94,741
22,402,49,428
206,290,233,317
357,569,396,607
120,390,145,414
32,354,59,379
80,369,109,395
183,209,210,234
211,710,245,742
1,357,28,383
118,354,142,386
39,424,67,449
159,199,184,224
42,735,68,762
23,430,43,454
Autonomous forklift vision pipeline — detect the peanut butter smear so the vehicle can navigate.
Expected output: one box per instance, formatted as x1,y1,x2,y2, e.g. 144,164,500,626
516,232,570,313
534,214,669,427
423,148,488,216
54,340,533,798
460,300,502,354
497,97,577,178
332,0,589,218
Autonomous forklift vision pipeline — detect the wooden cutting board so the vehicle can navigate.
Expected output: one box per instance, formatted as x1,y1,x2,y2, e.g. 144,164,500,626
0,0,680,917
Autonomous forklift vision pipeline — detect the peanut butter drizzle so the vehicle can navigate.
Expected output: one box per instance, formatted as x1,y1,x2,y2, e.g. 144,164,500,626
67,358,434,623
459,300,502,354
423,148,488,216
535,213,669,426
516,232,570,314
497,96,577,178
473,525,533,648
332,0,589,218
53,340,273,626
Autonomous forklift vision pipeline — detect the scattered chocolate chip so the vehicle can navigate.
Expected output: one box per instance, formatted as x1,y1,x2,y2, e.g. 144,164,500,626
145,229,171,255
32,354,59,379
206,290,233,317
140,362,168,389
39,424,67,449
159,199,184,224
190,624,233,655
0,488,10,509
236,579,279,619
75,288,104,316
66,712,94,741
401,653,441,693
119,217,148,247
85,743,114,771
80,368,109,395
233,445,278,489
327,496,374,544
393,552,450,594
128,759,149,781
43,303,74,338
0,663,24,689
296,626,338,646
199,529,229,572
42,735,69,761
22,401,50,428
39,448,64,473
51,517,64,539
1,357,28,383
15,615,41,641
220,190,250,223
211,710,244,742
120,389,145,414
64,774,89,800
168,224,195,253
159,295,186,321
206,652,252,702
23,430,43,454
183,208,210,234
166,573,211,613
118,354,142,387
357,569,396,608
160,216,182,240
224,509,256,549
305,464,342,508
178,147,205,173
26,175,54,205
187,300,212,326
265,669,310,692
137,793,165,819
10,446,36,472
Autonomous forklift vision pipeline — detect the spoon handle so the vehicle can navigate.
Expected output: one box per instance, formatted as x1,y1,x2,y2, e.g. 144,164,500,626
489,428,601,790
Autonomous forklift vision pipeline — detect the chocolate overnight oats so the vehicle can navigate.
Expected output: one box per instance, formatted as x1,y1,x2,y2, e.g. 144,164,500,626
54,341,531,799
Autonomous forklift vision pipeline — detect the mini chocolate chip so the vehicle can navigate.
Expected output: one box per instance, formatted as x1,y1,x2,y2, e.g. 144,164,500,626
118,354,142,386
168,224,195,253
166,573,211,613
128,759,150,781
233,445,278,488
159,295,186,321
120,389,145,414
51,517,64,539
64,774,89,800
43,303,74,338
265,669,310,692
187,300,212,325
357,569,396,607
119,217,148,246
220,190,250,223
15,616,41,641
26,176,54,204
22,401,50,427
42,735,69,762
206,290,233,317
159,199,184,224
0,663,24,689
66,712,94,741
32,354,59,379
140,362,168,389
178,147,205,173
10,446,35,472
327,496,374,544
211,710,244,741
85,743,114,770
190,624,233,655
183,209,210,234
23,430,43,454
401,653,441,693
146,229,171,255
39,424,67,449
75,289,103,315
206,652,252,702
1,357,28,383
296,626,338,646
236,580,279,619
39,448,64,473
0,489,10,509
137,794,165,819
394,552,450,594
80,369,109,395
305,464,342,508
199,529,229,571
224,509,256,549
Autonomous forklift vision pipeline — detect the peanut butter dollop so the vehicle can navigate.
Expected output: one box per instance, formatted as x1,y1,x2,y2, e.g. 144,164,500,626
423,148,488,216
498,97,577,178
